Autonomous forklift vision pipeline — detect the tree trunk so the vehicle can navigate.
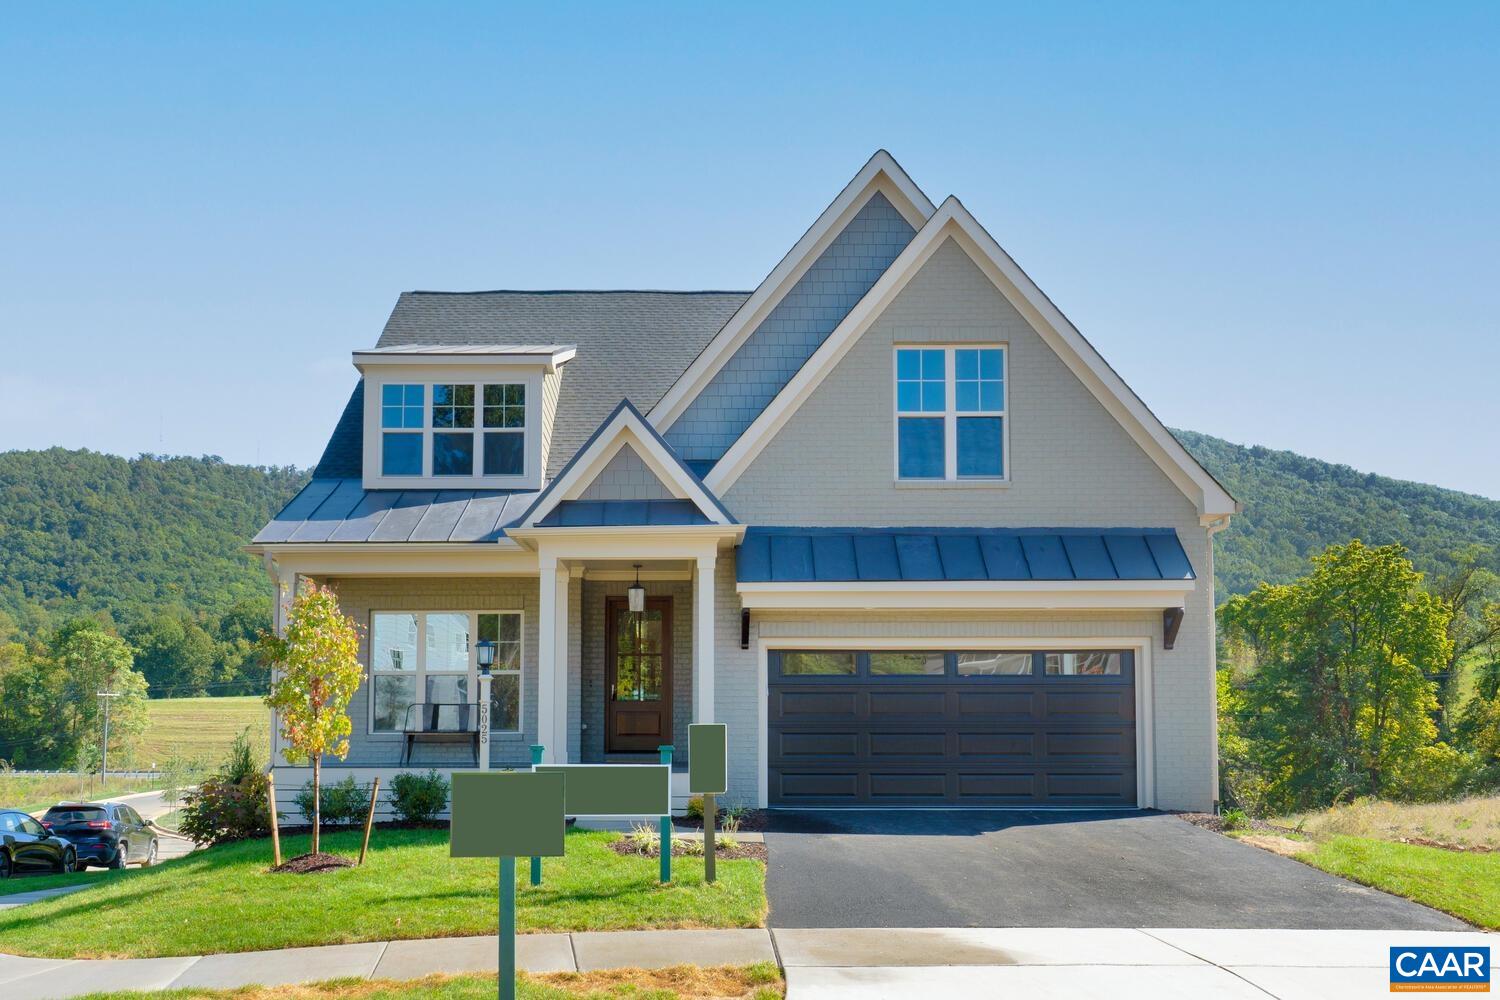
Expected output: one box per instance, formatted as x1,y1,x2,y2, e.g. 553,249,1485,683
311,754,321,855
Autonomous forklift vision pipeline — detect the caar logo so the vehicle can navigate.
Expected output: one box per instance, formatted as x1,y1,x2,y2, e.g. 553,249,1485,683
1391,946,1490,992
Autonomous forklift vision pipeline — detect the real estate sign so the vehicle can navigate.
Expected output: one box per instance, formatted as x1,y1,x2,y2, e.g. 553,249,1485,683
450,770,566,859
688,723,728,796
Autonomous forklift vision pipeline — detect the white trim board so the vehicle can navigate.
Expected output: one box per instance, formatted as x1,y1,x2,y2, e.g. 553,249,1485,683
703,196,1239,520
515,402,735,529
650,151,936,433
754,634,1155,810
736,579,1194,611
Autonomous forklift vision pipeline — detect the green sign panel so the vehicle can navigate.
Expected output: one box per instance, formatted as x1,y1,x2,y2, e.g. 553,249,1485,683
535,764,671,816
450,771,566,858
688,723,728,795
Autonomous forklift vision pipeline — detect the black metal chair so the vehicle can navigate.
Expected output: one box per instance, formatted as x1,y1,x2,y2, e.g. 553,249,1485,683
400,703,480,766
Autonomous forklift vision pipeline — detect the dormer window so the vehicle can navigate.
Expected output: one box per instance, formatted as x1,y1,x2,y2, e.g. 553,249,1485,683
356,344,573,491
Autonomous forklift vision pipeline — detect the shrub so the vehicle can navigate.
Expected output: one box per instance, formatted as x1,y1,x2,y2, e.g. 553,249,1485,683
685,795,705,821
1220,808,1251,831
390,769,449,823
295,774,370,827
178,729,270,846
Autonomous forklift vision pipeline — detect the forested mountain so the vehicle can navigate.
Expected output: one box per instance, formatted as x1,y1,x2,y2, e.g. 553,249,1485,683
1175,430,1500,599
0,435,1496,697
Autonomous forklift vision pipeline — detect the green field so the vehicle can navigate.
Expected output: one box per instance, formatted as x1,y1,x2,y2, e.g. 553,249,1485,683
0,827,768,958
138,696,268,766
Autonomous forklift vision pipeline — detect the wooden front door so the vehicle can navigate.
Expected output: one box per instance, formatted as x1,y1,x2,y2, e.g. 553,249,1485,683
605,596,673,753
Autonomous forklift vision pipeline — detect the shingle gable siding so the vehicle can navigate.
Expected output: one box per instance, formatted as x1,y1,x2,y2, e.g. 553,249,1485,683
665,192,916,463
576,444,676,502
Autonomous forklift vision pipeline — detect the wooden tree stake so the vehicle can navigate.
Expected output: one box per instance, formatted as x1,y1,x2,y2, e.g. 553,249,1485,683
358,776,380,866
267,770,282,867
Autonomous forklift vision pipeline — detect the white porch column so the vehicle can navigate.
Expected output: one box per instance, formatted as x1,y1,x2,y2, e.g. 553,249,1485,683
552,562,571,762
537,555,559,762
694,553,716,724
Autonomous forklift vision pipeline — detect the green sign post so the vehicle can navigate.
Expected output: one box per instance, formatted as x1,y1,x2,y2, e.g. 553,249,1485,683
534,751,675,883
688,724,729,882
450,771,566,1000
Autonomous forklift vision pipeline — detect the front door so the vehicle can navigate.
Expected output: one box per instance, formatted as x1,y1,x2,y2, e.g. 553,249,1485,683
606,596,673,753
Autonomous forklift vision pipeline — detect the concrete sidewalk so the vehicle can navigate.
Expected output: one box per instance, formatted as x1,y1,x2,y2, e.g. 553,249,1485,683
0,927,1492,999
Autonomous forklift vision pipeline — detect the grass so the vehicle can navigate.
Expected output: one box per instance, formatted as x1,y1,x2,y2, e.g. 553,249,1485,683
2,772,165,815
0,827,767,959
1278,795,1500,850
75,965,783,1000
139,696,269,766
1299,835,1500,929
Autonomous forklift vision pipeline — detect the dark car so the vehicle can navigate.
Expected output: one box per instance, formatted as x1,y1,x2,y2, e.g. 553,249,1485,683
41,802,158,870
0,809,77,878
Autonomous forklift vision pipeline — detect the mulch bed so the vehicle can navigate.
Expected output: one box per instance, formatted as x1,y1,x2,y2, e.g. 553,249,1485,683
1178,811,1303,838
608,838,768,862
671,809,771,833
270,852,357,874
1394,836,1495,854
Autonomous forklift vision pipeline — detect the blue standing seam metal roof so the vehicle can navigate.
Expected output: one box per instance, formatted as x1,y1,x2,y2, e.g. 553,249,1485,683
536,499,713,528
735,527,1195,583
252,479,541,544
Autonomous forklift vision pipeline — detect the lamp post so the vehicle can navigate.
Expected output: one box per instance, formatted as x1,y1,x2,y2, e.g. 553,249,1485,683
476,640,496,773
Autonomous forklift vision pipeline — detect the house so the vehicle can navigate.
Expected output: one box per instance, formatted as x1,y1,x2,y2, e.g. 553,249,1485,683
249,152,1237,815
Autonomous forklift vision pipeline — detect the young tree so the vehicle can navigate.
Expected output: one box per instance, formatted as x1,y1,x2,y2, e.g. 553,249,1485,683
1221,541,1453,810
261,582,362,854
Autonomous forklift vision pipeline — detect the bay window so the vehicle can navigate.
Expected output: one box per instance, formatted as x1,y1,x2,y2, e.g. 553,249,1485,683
369,611,523,734
895,345,1006,481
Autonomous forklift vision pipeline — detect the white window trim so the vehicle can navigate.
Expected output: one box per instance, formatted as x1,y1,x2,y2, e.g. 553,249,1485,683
367,609,524,737
892,344,1008,483
362,366,545,490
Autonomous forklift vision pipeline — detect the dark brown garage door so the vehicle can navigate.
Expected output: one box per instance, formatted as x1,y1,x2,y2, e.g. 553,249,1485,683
767,648,1137,807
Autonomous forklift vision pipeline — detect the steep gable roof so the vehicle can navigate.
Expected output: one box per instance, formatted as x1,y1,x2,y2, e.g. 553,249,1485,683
703,197,1240,520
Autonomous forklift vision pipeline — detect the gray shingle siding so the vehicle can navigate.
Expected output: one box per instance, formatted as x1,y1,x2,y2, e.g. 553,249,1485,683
664,192,916,462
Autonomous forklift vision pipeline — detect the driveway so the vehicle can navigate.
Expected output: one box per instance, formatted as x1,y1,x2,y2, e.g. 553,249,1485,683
763,810,1468,930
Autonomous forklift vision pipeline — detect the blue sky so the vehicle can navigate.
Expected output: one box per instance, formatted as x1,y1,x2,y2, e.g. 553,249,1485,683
3,3,1496,497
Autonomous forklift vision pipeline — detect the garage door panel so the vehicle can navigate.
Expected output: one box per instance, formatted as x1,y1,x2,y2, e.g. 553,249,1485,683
769,647,1137,808
868,731,947,758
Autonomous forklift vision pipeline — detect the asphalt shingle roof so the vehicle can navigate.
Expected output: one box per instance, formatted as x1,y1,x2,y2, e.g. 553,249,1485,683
312,290,750,481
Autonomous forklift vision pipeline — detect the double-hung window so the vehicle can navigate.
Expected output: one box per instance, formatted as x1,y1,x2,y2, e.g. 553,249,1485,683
377,381,527,478
369,611,523,734
895,346,1005,480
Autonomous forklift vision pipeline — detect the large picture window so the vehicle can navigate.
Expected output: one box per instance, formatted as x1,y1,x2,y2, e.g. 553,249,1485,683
895,345,1006,481
369,610,523,734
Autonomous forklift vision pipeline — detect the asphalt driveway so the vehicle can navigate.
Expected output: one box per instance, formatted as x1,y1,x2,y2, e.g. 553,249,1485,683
763,810,1468,930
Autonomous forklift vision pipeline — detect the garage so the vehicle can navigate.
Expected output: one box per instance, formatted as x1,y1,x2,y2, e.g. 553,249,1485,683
767,647,1137,807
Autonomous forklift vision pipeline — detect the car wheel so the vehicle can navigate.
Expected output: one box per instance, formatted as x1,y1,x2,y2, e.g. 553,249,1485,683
142,840,158,867
56,849,76,875
0,849,11,880
112,843,129,870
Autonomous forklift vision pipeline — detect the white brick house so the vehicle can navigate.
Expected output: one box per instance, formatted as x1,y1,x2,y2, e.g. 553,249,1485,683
249,152,1237,816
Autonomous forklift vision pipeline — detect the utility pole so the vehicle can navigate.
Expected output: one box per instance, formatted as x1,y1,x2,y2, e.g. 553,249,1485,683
97,691,121,783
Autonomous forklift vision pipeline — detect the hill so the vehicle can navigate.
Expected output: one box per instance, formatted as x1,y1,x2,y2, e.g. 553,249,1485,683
1175,430,1500,599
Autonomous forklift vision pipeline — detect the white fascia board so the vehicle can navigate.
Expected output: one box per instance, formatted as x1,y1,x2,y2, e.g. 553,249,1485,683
516,405,734,529
353,346,576,374
247,542,539,578
737,579,1193,611
648,151,936,432
705,197,1239,519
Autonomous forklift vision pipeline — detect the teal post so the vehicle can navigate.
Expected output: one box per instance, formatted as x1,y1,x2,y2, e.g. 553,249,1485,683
528,745,545,886
499,855,516,1000
658,744,673,884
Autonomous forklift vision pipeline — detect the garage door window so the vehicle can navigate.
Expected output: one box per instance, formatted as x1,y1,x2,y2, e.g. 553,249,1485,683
780,651,856,676
1045,651,1124,676
956,652,1034,676
869,652,945,676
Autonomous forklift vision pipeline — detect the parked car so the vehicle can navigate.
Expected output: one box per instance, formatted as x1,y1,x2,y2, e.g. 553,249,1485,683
0,809,77,877
40,802,158,870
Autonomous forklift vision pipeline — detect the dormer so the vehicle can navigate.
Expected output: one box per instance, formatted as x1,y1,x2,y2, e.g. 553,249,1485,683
355,344,575,492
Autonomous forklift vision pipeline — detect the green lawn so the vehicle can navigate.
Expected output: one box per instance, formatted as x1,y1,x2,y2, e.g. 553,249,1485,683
1299,835,1500,929
76,966,783,1000
139,695,269,766
0,827,767,959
